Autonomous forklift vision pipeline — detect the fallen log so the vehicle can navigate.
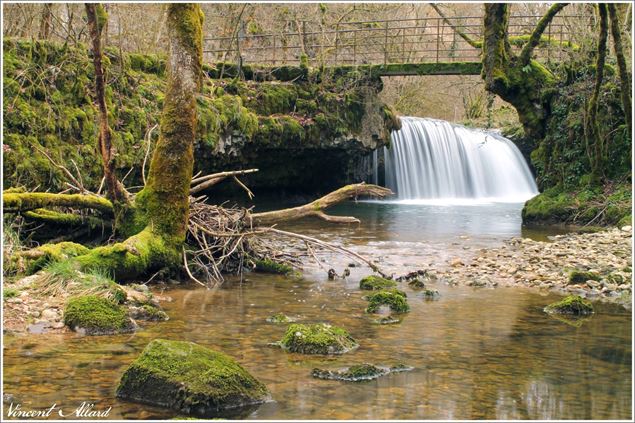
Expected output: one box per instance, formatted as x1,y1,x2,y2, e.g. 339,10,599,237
249,183,393,226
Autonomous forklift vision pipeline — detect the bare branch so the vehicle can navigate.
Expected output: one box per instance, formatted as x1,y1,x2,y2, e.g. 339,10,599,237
430,4,481,49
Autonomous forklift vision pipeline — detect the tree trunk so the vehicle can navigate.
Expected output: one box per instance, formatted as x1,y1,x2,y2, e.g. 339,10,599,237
38,3,53,39
481,4,566,141
73,4,204,279
85,4,125,204
608,4,632,134
586,4,609,183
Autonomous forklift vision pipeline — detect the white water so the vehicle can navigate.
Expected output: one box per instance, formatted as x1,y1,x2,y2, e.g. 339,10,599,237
377,117,538,203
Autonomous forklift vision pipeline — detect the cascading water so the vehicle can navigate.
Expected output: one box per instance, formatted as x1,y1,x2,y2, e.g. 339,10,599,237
378,117,538,203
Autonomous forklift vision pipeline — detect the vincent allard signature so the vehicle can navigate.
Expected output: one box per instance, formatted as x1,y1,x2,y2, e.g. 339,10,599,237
6,402,112,419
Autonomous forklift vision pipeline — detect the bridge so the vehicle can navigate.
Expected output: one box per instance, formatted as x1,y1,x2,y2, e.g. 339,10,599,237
203,14,586,77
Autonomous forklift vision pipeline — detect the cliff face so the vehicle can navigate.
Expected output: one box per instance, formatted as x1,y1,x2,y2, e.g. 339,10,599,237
3,39,398,197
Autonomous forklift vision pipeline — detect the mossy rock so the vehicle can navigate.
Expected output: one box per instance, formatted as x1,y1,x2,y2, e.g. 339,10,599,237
568,270,601,284
359,275,396,291
266,313,295,324
116,339,269,417
279,323,358,355
311,363,413,382
372,315,401,325
365,289,409,314
312,364,387,382
129,304,169,322
253,259,292,275
407,279,426,289
544,295,594,316
63,295,135,335
421,289,440,300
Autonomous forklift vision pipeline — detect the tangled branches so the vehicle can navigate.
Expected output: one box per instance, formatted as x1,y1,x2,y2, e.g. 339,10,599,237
184,182,393,288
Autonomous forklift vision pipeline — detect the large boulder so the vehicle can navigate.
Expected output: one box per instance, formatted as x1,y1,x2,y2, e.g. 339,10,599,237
279,323,358,355
116,339,269,417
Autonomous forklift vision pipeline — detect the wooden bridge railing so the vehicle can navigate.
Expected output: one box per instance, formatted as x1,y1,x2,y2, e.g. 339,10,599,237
204,14,589,69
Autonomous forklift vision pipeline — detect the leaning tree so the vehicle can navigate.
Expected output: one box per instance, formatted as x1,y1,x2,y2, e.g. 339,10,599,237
4,3,391,285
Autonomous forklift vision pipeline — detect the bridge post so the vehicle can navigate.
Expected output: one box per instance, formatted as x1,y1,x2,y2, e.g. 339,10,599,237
436,18,440,63
384,21,389,65
273,35,276,65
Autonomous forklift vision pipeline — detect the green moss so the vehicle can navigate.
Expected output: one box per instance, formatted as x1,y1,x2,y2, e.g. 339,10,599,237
312,364,387,382
568,270,601,285
253,259,292,275
116,339,269,415
421,289,440,299
544,295,594,316
279,323,359,355
130,304,169,321
3,287,20,300
523,183,631,226
266,313,294,323
63,295,134,335
407,279,426,289
365,289,409,314
25,242,90,274
359,275,396,291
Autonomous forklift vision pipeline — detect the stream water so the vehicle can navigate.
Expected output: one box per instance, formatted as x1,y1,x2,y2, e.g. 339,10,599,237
2,202,632,420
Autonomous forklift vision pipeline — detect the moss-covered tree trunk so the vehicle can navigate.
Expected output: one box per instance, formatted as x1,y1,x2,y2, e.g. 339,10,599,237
608,4,632,134
72,3,203,279
481,3,566,141
586,4,608,183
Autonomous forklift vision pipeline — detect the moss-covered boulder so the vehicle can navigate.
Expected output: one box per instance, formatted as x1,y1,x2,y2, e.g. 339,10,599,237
116,339,269,416
568,270,601,284
63,295,135,335
359,275,397,291
253,259,292,275
365,289,409,314
544,295,594,316
279,323,358,355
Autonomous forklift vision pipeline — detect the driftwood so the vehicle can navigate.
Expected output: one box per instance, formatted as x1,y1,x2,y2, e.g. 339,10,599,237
250,183,393,226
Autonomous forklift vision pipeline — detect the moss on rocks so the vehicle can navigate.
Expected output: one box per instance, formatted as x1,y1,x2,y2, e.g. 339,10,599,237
312,364,387,382
116,339,269,416
63,295,135,335
129,304,169,321
544,295,594,316
568,270,601,284
266,313,295,324
421,289,440,299
279,323,358,355
253,259,292,275
365,289,409,314
359,275,396,291
311,362,413,382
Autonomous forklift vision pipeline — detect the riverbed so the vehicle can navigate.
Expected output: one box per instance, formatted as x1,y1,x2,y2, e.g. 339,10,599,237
3,202,632,420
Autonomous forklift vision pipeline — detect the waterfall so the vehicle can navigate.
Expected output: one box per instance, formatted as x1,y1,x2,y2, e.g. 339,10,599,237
377,117,538,203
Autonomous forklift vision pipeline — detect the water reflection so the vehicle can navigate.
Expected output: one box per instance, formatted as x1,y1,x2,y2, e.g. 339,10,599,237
3,277,631,420
2,202,631,420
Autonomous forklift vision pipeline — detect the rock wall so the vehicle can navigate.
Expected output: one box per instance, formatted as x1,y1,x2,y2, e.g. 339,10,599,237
3,39,399,197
